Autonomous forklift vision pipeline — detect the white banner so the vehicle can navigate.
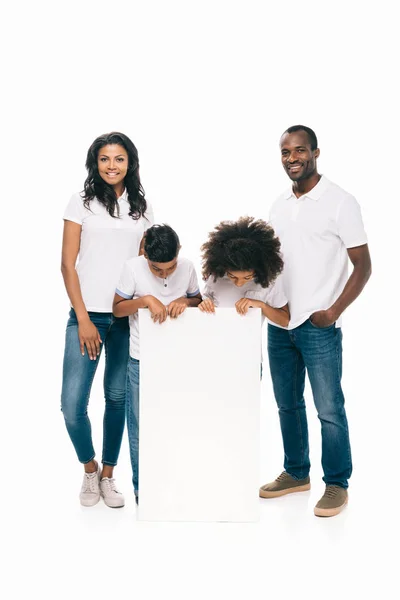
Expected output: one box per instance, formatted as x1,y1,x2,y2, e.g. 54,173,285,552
138,308,261,522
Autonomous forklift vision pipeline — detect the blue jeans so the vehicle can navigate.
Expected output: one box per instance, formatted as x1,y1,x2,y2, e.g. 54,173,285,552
267,319,352,489
126,357,140,494
61,309,129,465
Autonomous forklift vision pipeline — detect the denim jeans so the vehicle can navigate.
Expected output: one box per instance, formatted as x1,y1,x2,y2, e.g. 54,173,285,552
126,357,140,494
61,309,129,465
267,319,352,489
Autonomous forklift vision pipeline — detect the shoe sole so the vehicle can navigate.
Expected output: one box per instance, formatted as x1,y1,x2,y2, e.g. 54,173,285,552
80,495,100,507
259,483,311,498
100,494,125,509
314,497,348,517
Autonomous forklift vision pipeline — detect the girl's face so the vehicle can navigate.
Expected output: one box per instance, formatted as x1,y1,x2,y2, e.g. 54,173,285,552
97,144,128,188
226,270,255,287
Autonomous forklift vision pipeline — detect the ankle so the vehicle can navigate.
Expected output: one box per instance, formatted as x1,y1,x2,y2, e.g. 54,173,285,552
84,459,98,474
101,464,114,479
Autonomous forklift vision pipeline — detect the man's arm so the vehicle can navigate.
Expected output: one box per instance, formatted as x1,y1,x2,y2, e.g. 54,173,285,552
311,244,372,327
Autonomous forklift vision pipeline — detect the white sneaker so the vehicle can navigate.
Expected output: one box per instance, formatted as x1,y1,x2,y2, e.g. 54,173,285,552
100,477,125,508
80,463,101,507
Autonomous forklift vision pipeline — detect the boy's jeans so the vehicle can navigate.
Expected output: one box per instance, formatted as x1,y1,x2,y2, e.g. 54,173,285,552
267,319,352,489
126,357,140,493
61,309,129,465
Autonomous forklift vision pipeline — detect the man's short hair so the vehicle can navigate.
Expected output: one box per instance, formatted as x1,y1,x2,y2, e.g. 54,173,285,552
283,125,318,150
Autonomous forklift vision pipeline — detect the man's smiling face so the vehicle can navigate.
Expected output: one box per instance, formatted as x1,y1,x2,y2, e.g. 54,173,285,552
280,130,320,182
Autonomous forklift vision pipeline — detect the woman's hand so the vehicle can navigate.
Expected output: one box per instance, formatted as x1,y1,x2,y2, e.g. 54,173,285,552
78,318,102,360
198,298,216,313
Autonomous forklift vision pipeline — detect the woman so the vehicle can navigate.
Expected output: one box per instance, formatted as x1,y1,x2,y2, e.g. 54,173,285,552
61,132,153,508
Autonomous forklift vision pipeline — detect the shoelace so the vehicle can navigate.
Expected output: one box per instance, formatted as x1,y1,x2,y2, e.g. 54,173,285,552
82,472,98,494
101,478,120,495
323,486,341,499
276,472,290,482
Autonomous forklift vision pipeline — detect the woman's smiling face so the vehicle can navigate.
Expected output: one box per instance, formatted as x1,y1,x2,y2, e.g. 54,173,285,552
97,144,128,188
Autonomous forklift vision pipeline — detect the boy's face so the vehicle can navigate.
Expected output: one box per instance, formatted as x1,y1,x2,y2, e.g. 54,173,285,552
226,270,255,287
145,255,179,279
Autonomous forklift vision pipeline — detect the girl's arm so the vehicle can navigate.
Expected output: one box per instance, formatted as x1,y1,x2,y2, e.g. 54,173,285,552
61,220,102,359
235,298,290,327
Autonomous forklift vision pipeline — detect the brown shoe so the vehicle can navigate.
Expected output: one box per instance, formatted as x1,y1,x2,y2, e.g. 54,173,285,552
259,471,311,498
314,485,348,517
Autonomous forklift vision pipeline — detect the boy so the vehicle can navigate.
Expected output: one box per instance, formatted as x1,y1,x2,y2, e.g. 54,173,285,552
113,224,202,504
199,216,289,329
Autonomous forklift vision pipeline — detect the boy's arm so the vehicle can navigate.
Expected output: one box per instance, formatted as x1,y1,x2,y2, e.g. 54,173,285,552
112,293,150,318
113,293,168,324
168,292,202,318
184,292,202,307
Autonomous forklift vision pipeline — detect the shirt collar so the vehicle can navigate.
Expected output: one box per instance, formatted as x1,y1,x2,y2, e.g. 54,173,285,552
285,175,330,201
118,188,128,202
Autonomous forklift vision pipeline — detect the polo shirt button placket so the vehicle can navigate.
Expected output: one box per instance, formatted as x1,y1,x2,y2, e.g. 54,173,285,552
291,200,301,221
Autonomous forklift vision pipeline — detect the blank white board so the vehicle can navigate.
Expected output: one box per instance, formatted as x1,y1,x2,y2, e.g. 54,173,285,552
138,308,261,522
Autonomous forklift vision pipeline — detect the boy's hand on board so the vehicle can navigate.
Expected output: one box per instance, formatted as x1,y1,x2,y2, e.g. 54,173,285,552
168,298,188,319
198,298,216,313
146,296,168,324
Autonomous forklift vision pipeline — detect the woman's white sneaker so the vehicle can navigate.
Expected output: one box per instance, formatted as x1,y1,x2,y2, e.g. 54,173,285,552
100,477,125,508
80,463,101,507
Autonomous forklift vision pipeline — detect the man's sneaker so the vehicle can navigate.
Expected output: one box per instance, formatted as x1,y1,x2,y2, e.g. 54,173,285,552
259,471,311,498
100,477,125,508
314,485,348,517
80,463,101,507
135,493,139,506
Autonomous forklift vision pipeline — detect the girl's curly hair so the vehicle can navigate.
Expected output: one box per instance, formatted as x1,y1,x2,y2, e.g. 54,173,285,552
201,216,283,288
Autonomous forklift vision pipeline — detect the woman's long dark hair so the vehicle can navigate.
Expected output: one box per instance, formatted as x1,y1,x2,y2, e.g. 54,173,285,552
83,132,147,219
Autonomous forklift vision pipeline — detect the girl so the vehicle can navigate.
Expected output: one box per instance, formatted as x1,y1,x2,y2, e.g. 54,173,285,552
61,132,154,508
199,216,289,327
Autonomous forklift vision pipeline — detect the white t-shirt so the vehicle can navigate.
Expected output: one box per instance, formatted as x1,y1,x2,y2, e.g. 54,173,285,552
202,273,287,326
64,190,154,312
116,256,200,359
269,175,368,329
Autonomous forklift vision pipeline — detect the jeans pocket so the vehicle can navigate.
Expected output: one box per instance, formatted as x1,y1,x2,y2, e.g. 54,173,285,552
308,317,335,330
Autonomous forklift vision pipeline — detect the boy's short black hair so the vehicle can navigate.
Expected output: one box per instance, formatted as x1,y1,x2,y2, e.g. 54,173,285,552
144,224,180,262
201,216,283,288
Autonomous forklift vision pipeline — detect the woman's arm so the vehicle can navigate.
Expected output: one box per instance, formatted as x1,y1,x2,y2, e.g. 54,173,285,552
61,220,102,359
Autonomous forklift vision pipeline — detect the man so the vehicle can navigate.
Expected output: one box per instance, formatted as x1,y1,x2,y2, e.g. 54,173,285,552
260,125,371,517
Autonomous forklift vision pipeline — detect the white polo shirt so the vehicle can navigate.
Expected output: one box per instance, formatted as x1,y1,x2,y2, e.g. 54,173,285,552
116,255,200,359
202,274,287,326
269,175,368,330
64,191,154,312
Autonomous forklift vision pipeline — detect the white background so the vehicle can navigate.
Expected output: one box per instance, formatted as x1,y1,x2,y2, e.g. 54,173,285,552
1,1,399,598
